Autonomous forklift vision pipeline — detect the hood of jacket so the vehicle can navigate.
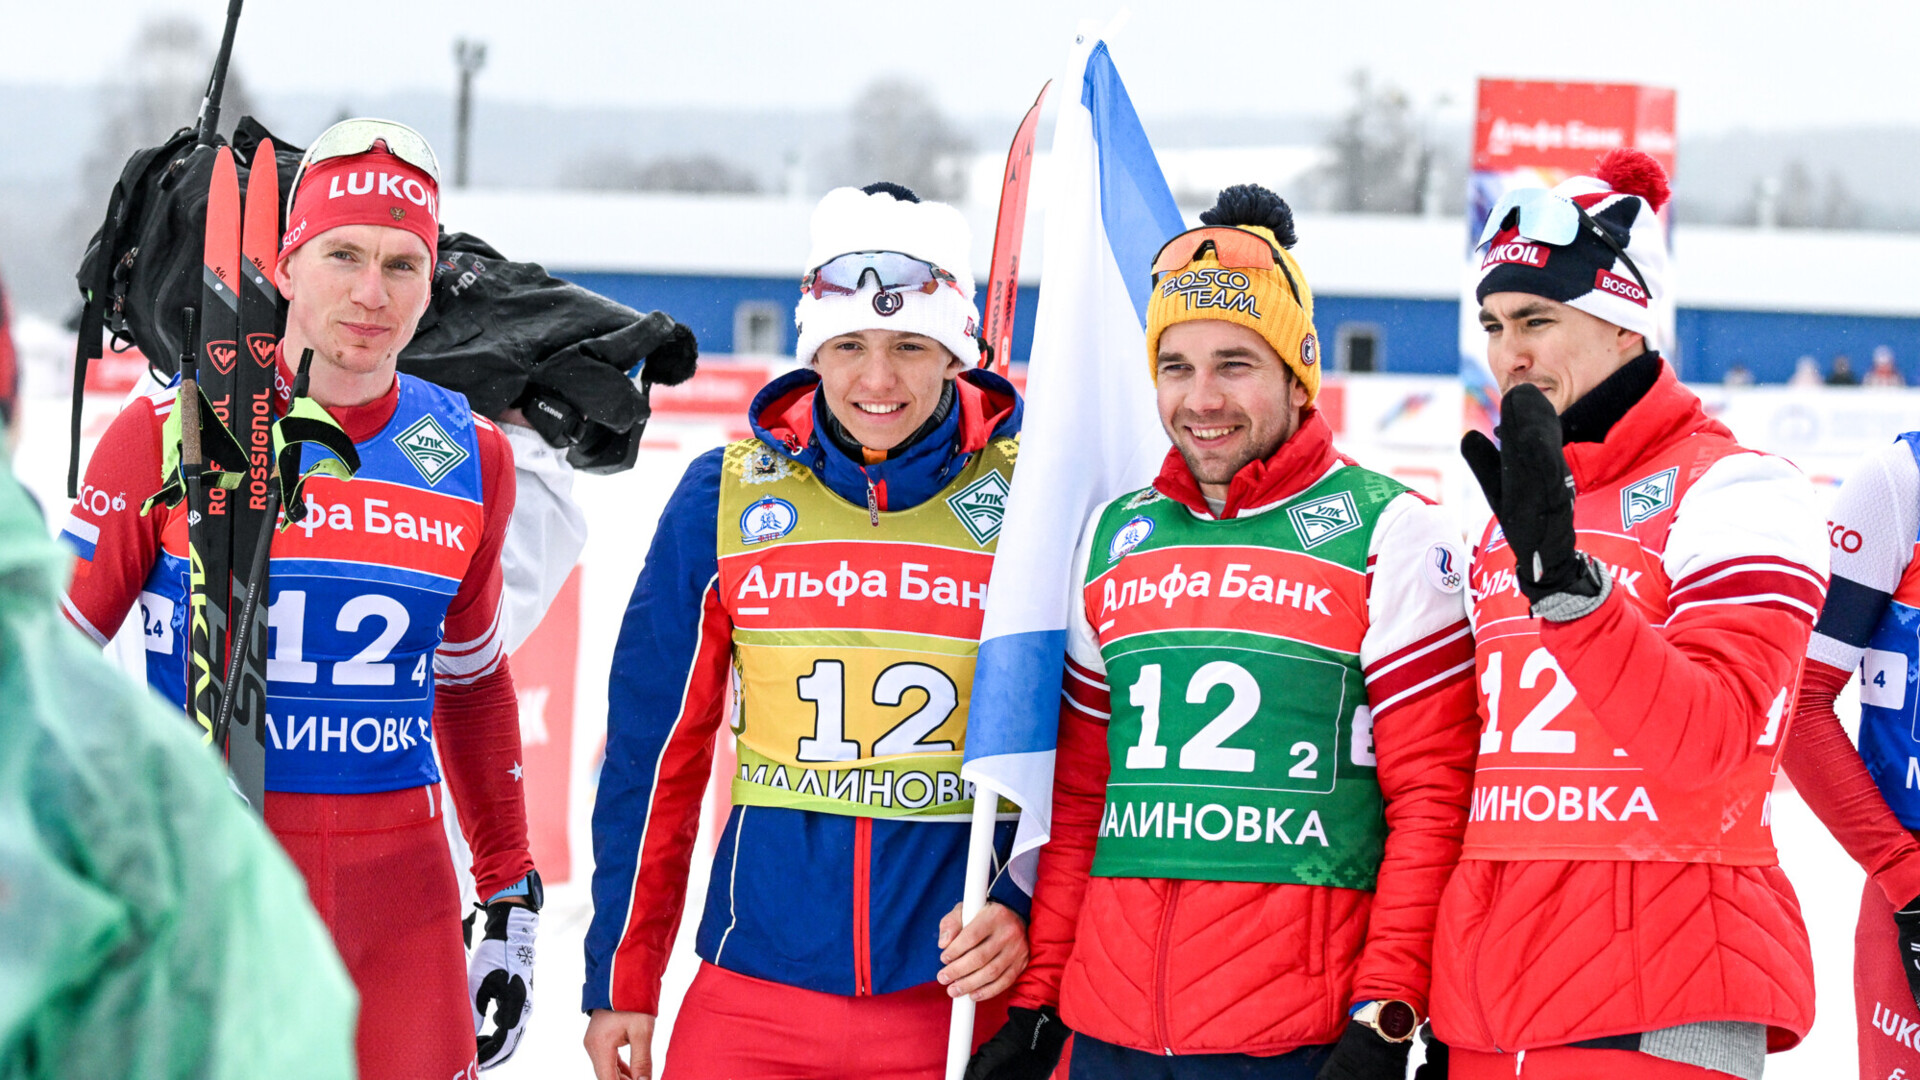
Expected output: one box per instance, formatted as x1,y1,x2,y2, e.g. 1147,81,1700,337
747,366,1022,510
1152,408,1346,520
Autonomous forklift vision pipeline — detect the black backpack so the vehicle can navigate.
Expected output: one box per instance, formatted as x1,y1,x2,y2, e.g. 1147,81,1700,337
70,116,696,493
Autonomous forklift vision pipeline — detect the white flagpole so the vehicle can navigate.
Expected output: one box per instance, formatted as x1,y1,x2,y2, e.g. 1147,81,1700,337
943,17,1132,1079
943,797,1000,1079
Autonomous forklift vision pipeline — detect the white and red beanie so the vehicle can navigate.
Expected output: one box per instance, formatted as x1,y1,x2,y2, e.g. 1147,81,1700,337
793,183,980,367
1476,149,1671,350
278,148,439,273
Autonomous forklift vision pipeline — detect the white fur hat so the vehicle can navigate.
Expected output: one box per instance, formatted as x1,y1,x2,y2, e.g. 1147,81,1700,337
793,184,981,367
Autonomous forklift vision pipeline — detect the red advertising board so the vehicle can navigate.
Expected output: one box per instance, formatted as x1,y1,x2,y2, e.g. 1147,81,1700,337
1473,79,1675,177
510,566,582,882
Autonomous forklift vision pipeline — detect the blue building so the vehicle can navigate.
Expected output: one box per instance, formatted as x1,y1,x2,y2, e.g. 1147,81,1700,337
446,192,1920,385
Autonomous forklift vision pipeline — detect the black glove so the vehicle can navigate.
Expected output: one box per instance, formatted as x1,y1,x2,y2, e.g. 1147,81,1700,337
965,1005,1070,1080
1316,1020,1411,1080
1460,383,1595,605
641,321,700,387
1413,1025,1449,1079
1893,896,1920,1011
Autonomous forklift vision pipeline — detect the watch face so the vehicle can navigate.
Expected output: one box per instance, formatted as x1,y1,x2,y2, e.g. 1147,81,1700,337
1377,1000,1418,1042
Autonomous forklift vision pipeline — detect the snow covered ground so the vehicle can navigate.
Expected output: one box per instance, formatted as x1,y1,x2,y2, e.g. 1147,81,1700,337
7,374,1879,1077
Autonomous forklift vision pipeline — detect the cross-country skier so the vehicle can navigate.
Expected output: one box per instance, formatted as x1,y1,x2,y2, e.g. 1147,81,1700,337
582,182,1031,1080
56,119,540,1080
1782,437,1920,1077
966,185,1480,1080
1429,150,1827,1078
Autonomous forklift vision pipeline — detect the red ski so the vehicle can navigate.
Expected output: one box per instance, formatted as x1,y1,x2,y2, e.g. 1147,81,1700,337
213,137,283,809
980,82,1050,373
189,146,243,773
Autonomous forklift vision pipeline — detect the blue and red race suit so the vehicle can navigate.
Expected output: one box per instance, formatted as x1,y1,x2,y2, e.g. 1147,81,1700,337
583,367,1030,1017
60,355,534,1080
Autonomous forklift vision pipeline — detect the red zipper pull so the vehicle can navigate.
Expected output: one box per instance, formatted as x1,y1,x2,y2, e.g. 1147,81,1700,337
866,473,880,527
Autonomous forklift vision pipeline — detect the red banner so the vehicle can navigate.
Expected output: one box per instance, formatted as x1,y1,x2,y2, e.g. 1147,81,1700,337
1473,80,1675,177
510,566,581,882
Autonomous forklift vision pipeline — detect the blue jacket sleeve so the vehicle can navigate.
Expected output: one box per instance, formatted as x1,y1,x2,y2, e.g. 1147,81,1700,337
583,448,732,1014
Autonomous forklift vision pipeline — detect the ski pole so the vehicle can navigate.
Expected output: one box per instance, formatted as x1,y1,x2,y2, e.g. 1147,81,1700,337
194,0,246,145
177,307,222,742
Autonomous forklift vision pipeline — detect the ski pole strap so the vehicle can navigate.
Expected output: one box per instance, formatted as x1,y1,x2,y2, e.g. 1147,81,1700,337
271,397,360,525
143,385,246,515
66,296,103,498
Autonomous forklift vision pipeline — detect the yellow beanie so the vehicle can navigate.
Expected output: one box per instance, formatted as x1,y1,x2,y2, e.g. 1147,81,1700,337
1145,221,1320,403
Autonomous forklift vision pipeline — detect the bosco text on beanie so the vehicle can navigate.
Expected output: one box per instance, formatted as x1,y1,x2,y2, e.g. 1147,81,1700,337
279,142,440,274
1145,184,1320,404
793,183,980,367
1476,148,1671,350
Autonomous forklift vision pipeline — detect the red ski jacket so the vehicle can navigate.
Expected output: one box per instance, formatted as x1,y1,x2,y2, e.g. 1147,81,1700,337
1011,414,1480,1055
1431,366,1825,1054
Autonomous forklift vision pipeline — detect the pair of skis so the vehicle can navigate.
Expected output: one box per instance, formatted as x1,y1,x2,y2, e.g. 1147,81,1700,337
172,139,364,811
169,141,283,811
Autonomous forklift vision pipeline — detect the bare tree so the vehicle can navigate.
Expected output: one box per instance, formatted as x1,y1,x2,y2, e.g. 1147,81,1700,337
1742,158,1861,229
63,16,258,283
1319,70,1425,213
83,16,258,174
835,78,973,201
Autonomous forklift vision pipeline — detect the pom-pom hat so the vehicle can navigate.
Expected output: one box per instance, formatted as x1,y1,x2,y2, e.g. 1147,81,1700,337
1475,149,1671,349
1145,184,1321,403
793,184,980,367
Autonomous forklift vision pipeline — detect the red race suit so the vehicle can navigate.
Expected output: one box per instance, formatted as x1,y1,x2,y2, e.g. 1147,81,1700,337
1432,362,1827,1059
1012,412,1481,1056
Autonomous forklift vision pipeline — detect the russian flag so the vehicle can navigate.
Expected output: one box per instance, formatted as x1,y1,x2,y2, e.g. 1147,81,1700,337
961,37,1183,890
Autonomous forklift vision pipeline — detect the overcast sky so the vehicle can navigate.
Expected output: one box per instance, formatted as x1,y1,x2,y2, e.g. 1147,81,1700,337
5,0,1919,132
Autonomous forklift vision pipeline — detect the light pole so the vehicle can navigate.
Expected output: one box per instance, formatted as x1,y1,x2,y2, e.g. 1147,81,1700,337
452,38,487,188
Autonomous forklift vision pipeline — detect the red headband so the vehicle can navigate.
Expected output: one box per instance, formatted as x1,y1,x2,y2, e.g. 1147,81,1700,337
278,149,439,271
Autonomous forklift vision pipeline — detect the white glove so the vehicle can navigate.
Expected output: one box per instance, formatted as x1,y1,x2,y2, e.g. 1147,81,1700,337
469,902,538,1069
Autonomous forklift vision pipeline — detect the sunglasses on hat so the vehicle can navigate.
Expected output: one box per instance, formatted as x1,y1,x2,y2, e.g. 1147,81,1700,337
1477,187,1651,297
801,251,965,301
1151,226,1302,305
287,117,442,217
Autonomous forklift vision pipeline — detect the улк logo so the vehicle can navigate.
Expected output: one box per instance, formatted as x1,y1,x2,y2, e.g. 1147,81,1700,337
741,496,799,544
393,414,469,486
1621,467,1677,527
947,469,1011,546
1288,491,1363,548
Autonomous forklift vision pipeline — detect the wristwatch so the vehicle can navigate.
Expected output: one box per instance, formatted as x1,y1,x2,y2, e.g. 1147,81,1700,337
486,869,545,913
1351,1000,1419,1043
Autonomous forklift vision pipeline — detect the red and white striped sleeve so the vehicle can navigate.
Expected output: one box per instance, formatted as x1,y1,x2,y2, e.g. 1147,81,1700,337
1662,452,1829,625
1352,490,1478,1011
1360,493,1475,718
1543,450,1828,787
